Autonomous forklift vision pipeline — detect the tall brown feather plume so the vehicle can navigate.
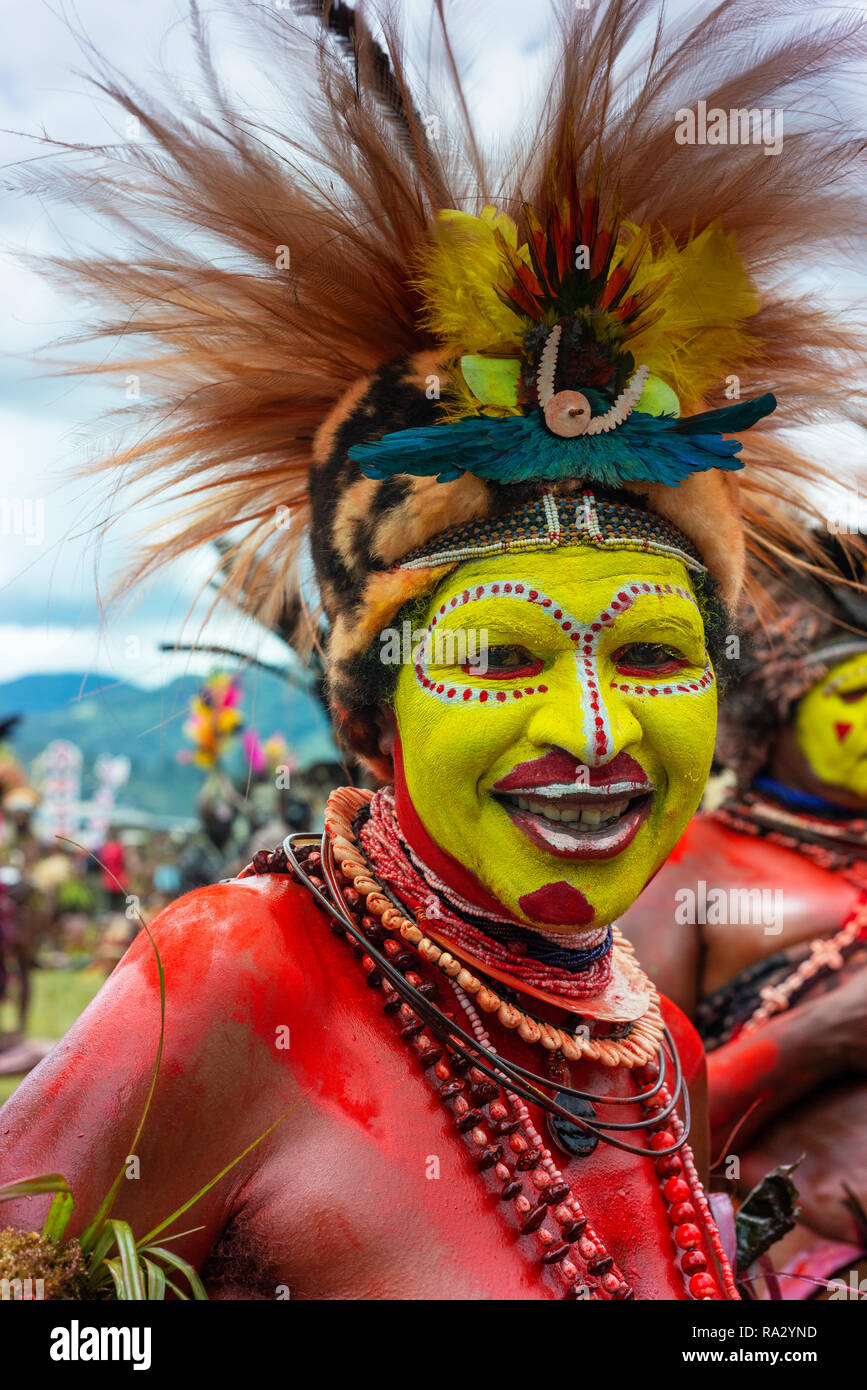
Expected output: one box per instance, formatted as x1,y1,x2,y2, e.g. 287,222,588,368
14,0,867,642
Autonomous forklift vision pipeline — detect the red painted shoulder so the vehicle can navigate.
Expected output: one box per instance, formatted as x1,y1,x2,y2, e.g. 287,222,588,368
118,873,312,1010
624,812,861,934
659,992,705,1088
0,874,325,1238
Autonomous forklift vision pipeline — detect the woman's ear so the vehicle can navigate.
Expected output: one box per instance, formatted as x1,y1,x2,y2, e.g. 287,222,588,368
375,703,398,758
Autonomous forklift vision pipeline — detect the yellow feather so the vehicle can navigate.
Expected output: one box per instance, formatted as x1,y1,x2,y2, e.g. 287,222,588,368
621,222,761,408
414,207,526,355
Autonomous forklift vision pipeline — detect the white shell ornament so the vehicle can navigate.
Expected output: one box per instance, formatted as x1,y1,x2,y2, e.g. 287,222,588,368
536,320,650,438
543,390,592,437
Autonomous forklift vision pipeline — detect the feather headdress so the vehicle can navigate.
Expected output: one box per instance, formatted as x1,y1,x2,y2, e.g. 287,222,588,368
349,157,779,485
18,0,867,761
716,535,867,789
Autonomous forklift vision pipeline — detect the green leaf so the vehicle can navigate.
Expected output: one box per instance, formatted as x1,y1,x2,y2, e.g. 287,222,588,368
143,1245,208,1301
143,1258,166,1301
144,1225,205,1246
136,1098,302,1249
42,1190,74,1242
102,1256,126,1300
85,1223,118,1289
0,1173,72,1203
162,1275,189,1301
110,1219,146,1301
736,1162,801,1274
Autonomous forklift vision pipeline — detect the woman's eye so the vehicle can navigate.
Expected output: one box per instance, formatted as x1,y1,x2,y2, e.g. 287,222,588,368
461,644,543,679
839,687,867,705
613,643,689,676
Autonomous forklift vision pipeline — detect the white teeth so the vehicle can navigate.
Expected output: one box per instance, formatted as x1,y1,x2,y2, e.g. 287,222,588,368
509,795,634,829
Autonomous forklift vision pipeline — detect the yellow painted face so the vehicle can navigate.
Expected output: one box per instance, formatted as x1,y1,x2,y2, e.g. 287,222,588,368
392,545,717,932
796,653,867,801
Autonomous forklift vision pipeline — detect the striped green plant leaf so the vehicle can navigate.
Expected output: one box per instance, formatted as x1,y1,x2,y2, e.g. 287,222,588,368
0,1174,71,1202
143,1257,167,1300
143,1245,207,1300
85,1223,118,1289
102,1257,126,1300
110,1219,146,1301
41,1190,75,1242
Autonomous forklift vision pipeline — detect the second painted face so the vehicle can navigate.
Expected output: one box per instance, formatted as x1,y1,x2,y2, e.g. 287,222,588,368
796,653,867,803
392,545,717,932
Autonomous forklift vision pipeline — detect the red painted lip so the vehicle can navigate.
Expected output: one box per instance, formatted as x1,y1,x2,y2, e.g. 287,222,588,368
498,795,652,860
493,749,653,800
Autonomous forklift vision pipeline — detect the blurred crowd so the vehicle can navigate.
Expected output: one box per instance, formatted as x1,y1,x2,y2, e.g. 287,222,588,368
0,744,345,1059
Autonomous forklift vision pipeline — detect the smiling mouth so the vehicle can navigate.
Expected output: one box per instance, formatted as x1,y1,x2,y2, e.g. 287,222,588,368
491,750,655,859
493,788,653,858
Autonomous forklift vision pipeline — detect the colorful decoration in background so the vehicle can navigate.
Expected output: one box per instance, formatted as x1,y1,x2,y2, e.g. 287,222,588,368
179,672,244,770
241,730,294,783
35,740,83,843
83,754,131,851
349,158,776,487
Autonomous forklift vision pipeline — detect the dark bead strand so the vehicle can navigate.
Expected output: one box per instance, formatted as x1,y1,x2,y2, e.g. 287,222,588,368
310,831,732,1301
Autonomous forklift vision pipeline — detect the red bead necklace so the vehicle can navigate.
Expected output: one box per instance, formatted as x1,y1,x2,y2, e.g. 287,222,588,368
248,787,741,1302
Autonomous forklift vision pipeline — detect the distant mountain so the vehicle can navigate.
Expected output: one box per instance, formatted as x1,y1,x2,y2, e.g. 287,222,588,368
0,670,338,818
0,673,106,715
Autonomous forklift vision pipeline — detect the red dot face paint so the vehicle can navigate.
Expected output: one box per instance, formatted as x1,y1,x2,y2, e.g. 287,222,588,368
393,547,717,934
413,578,712,742
518,882,595,927
797,653,867,802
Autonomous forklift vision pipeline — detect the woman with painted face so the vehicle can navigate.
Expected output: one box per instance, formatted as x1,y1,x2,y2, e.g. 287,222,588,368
622,544,867,1290
1,1,865,1300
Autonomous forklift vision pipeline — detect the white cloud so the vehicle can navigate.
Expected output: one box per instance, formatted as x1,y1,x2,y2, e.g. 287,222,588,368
0,608,298,689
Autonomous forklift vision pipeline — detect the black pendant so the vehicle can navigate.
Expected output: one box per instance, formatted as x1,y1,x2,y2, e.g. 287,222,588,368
547,1092,599,1158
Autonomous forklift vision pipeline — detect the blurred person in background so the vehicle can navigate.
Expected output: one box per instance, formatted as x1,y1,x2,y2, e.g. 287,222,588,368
623,542,867,1290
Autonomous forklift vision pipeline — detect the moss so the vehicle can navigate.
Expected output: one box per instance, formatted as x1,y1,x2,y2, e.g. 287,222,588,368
0,1227,90,1299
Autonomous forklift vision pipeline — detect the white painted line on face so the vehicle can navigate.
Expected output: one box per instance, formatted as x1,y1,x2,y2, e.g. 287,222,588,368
416,579,714,765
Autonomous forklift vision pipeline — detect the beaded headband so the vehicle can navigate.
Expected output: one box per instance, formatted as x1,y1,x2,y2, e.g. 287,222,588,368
398,488,705,577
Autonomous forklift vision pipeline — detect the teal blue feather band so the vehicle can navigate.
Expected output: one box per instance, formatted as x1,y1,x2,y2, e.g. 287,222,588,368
349,394,777,488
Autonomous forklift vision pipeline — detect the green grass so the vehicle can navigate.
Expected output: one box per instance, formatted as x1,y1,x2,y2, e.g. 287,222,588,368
0,968,104,1106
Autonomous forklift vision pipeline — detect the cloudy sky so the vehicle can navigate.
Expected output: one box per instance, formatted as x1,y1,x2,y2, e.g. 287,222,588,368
0,0,557,690
1,0,864,691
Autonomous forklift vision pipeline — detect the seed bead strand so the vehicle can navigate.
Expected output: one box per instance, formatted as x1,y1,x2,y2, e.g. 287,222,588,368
453,981,635,1301
634,1061,737,1301
333,791,665,1067
296,791,737,1300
